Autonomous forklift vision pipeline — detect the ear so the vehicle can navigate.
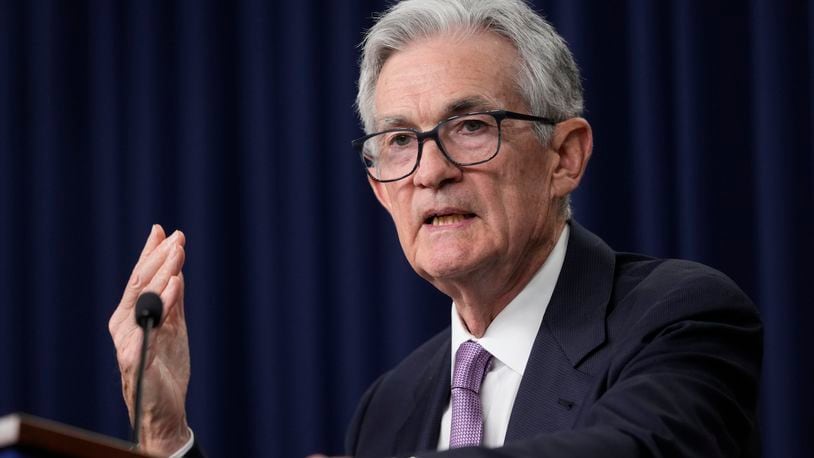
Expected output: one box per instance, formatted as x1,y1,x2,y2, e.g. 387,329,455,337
368,176,393,213
548,117,593,198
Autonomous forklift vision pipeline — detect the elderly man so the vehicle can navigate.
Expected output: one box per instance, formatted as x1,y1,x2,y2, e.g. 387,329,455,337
109,0,762,457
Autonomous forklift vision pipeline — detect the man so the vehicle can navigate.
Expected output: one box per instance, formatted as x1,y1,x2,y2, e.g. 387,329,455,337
109,0,762,457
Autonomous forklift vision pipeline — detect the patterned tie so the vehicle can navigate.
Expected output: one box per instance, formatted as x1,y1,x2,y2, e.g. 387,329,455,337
449,340,493,448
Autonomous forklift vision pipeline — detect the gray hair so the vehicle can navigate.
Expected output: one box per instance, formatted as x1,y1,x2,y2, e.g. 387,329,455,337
356,0,583,219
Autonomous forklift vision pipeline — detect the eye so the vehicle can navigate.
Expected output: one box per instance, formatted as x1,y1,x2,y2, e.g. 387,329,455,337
388,133,414,147
460,119,487,133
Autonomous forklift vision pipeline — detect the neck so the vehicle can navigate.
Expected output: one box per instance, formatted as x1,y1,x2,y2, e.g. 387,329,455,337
448,220,566,338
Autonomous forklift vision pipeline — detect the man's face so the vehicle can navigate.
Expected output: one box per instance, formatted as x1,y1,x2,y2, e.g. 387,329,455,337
370,31,565,291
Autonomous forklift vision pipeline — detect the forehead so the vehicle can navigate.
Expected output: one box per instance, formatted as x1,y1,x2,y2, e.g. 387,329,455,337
374,31,523,128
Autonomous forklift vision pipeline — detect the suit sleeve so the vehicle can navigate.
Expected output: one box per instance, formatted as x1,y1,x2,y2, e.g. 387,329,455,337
416,270,763,458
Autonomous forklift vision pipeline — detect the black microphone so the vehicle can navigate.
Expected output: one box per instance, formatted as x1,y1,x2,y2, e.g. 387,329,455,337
135,291,163,329
132,292,164,447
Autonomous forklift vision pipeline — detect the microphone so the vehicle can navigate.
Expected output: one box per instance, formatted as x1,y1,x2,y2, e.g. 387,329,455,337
132,292,164,447
135,291,163,329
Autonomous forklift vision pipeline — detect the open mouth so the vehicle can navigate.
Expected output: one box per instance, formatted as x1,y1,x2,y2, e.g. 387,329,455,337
424,213,476,226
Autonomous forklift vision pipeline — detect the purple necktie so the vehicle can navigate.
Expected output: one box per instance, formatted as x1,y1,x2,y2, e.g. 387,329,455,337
449,340,493,448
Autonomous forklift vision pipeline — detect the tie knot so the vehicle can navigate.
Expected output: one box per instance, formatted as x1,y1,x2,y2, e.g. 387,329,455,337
452,340,492,393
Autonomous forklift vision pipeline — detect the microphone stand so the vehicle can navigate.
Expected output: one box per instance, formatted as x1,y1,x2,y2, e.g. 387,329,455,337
132,316,155,446
131,291,163,449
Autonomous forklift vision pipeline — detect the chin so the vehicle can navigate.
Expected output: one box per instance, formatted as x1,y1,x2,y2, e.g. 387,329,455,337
414,252,483,284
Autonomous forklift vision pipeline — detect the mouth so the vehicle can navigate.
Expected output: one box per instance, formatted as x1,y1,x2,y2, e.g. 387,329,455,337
423,212,476,227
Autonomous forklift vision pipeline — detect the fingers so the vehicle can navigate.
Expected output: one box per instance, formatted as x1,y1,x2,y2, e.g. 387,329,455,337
144,243,186,300
110,228,186,340
139,224,166,262
119,226,167,312
160,274,185,324
136,230,185,294
120,230,186,311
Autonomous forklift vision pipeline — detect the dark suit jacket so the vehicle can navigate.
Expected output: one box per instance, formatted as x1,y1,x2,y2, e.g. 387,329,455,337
345,221,762,458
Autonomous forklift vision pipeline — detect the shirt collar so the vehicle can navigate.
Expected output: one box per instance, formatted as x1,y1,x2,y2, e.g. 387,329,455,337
450,224,570,376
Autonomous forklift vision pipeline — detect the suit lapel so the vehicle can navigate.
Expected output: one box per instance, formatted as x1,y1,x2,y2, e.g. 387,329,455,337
393,333,451,455
506,221,615,440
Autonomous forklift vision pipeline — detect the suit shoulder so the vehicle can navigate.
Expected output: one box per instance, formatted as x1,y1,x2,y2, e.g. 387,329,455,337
615,253,750,299
611,253,759,323
608,253,761,344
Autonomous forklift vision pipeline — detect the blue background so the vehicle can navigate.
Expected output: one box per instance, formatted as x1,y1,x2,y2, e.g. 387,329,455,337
0,0,812,456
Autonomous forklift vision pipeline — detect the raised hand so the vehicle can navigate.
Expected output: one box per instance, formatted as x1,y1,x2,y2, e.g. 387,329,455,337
109,224,191,455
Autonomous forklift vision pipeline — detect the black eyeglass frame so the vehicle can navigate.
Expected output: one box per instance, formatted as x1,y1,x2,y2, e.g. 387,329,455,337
351,110,558,182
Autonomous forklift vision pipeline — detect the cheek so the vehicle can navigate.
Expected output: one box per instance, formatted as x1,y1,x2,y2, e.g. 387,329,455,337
512,152,555,198
385,187,419,245
493,158,554,229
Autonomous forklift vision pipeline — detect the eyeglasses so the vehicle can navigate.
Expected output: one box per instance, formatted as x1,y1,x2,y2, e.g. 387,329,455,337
352,110,557,182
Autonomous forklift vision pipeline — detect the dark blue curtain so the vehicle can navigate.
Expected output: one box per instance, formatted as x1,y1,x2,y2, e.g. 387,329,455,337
0,1,811,457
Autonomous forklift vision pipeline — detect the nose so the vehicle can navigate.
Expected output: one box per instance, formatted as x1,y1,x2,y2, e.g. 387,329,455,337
412,138,463,188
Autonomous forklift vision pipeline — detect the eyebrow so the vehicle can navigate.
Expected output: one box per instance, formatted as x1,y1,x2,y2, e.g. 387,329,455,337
377,116,411,130
443,96,498,116
374,96,500,131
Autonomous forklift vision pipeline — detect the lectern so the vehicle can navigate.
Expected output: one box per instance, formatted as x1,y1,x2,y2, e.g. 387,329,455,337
0,413,147,457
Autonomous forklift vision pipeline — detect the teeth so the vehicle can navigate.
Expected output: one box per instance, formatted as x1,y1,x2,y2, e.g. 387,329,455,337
432,214,466,226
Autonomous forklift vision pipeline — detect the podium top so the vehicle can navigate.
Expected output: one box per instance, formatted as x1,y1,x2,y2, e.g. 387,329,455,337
0,413,148,457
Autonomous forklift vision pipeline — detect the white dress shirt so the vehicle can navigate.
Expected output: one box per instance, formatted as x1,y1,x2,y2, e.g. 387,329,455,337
437,224,569,450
